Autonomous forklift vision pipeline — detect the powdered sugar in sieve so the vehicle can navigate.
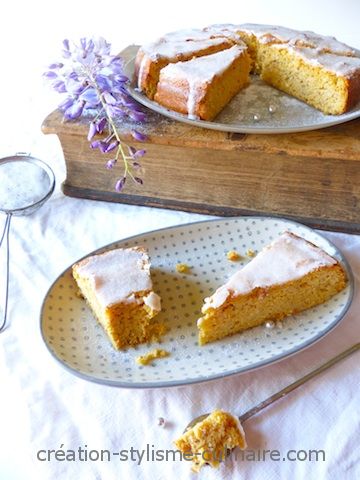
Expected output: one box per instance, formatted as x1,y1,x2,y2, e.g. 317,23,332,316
0,154,55,332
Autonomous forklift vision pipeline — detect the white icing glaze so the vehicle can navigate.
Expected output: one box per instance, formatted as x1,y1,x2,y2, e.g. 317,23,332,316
160,28,222,42
160,45,245,81
187,83,198,119
74,247,161,309
137,56,147,91
209,23,355,54
290,47,360,76
158,45,246,117
207,23,360,77
137,35,232,91
146,37,230,61
200,231,338,312
144,291,161,311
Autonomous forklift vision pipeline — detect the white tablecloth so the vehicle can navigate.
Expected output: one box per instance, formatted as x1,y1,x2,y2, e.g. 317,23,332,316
0,163,359,479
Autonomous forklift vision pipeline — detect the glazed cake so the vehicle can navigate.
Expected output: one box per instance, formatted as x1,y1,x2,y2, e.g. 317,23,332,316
198,231,347,345
174,410,246,472
72,247,162,349
136,24,360,116
135,29,235,99
154,45,251,120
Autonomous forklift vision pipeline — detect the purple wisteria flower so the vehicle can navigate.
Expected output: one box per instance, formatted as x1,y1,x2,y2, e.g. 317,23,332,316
43,37,147,190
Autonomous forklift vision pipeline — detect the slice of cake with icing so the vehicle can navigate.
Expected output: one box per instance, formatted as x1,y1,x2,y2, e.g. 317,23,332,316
72,246,162,350
135,29,235,99
154,45,251,120
198,231,347,345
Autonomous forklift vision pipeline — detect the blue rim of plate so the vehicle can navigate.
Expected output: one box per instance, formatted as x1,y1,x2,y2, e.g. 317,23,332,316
124,52,360,135
40,216,354,389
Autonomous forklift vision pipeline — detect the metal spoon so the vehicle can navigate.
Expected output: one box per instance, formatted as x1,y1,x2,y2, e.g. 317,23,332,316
0,153,55,332
184,343,360,439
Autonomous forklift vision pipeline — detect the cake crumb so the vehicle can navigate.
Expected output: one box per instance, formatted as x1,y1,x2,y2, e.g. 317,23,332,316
176,263,191,274
246,248,256,258
136,349,170,366
226,250,242,261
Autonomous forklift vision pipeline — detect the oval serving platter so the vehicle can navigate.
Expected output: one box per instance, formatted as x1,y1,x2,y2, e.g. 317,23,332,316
124,53,360,134
41,217,353,388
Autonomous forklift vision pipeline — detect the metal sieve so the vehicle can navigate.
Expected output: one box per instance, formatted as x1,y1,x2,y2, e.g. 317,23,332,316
0,153,55,332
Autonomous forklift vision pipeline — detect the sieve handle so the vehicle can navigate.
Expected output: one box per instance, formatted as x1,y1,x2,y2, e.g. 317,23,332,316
0,213,12,332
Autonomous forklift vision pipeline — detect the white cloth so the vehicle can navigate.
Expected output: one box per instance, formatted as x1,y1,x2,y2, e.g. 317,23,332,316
0,178,359,480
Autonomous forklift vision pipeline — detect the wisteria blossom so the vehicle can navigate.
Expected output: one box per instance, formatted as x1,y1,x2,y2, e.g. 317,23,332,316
44,37,147,191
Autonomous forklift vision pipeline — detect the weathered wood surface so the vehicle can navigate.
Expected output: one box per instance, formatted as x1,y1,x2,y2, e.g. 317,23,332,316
42,46,360,233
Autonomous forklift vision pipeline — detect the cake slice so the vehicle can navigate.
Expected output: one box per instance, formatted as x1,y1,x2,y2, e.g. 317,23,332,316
198,231,347,345
135,29,235,99
174,410,246,472
72,246,162,349
154,45,251,120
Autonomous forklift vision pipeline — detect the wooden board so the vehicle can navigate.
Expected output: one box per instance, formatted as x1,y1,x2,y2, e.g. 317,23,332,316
42,46,360,233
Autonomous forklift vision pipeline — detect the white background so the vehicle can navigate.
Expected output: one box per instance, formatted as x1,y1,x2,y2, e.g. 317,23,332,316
0,1,360,479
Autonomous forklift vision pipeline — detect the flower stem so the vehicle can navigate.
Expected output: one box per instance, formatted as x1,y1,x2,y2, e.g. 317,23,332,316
86,70,134,180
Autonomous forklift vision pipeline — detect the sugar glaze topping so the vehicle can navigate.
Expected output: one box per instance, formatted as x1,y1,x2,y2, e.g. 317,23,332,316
74,247,161,309
208,23,360,76
137,30,234,90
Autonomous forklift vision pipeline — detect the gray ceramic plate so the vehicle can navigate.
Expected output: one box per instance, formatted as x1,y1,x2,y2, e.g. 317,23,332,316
40,217,353,388
124,53,360,134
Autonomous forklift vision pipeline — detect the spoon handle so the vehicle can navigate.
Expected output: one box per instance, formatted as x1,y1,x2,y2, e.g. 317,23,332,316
239,343,360,423
0,213,12,332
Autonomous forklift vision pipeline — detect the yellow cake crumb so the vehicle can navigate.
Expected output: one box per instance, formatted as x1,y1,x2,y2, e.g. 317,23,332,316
136,349,170,366
226,250,242,261
176,263,191,274
246,248,256,258
174,409,246,472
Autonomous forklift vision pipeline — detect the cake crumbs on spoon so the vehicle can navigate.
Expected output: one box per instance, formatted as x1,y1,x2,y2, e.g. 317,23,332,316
136,349,170,366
